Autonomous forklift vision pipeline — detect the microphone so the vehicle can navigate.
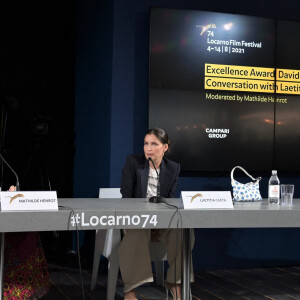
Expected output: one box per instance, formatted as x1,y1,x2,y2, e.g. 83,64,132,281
148,157,164,203
0,152,20,191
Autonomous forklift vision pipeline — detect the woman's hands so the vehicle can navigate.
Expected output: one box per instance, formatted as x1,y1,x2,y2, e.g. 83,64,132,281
9,186,16,192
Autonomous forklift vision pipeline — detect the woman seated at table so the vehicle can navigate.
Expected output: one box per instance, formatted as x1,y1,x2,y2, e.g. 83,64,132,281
4,186,50,300
118,128,194,300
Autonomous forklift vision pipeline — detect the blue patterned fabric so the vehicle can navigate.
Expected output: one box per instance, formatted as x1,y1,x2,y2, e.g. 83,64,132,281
232,180,262,201
231,166,262,202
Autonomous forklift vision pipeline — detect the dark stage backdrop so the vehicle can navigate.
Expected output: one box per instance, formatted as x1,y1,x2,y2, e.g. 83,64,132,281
0,1,75,261
0,1,75,195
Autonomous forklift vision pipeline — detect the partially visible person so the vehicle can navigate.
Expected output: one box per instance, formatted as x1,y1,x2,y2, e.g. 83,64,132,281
4,186,50,300
118,128,194,300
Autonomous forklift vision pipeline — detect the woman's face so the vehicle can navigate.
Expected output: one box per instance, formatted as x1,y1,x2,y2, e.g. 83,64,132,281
144,134,168,165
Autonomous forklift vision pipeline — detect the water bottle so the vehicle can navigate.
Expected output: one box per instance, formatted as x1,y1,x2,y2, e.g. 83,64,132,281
268,170,280,204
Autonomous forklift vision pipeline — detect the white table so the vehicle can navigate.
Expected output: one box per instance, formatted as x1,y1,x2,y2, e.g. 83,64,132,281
1,198,300,300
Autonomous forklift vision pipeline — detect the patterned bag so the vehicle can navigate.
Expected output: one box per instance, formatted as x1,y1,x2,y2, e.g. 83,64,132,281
231,166,262,201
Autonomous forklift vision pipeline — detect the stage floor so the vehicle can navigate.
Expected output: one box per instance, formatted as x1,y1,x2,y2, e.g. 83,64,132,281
43,263,300,300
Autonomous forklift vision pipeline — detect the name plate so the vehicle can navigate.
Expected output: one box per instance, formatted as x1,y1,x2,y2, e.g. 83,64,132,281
0,191,58,211
181,191,234,209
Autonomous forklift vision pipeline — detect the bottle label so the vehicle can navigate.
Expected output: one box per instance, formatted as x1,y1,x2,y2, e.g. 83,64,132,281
269,185,280,198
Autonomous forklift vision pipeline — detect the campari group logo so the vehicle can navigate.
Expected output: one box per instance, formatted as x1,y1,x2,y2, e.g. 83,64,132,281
205,128,229,139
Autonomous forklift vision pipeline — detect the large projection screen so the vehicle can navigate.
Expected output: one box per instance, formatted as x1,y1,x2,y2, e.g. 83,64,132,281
149,8,300,172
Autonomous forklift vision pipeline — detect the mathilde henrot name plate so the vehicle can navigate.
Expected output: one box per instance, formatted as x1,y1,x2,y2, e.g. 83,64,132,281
181,191,233,209
0,191,58,211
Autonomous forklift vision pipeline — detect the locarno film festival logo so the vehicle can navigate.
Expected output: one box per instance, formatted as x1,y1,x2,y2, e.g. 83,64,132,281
5,194,24,204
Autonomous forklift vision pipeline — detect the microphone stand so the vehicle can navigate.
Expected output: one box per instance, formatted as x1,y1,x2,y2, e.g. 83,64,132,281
0,153,20,192
148,158,164,203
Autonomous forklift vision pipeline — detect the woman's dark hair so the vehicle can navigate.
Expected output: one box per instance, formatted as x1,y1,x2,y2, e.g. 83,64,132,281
145,128,170,152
